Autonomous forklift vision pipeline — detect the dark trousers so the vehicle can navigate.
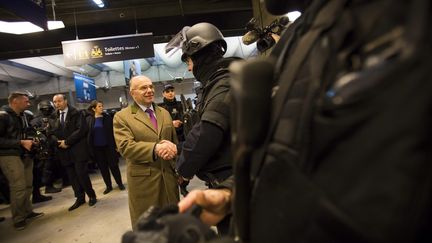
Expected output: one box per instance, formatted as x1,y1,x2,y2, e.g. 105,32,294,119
0,156,33,223
64,160,96,201
93,147,123,188
32,159,43,197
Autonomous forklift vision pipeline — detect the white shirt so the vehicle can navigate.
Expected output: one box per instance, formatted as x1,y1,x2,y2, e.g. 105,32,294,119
60,107,68,121
137,104,156,119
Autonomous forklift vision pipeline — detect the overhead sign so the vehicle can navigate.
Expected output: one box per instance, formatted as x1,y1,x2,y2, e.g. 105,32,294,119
0,0,48,30
74,73,96,103
62,33,154,67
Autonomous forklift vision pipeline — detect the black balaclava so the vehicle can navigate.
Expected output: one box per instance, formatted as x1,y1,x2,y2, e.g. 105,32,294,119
189,43,225,85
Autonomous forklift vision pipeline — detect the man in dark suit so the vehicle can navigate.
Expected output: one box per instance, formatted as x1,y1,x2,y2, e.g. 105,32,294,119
51,94,96,211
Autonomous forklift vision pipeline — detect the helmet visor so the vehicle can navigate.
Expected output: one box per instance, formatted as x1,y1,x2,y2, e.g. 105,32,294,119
165,26,190,56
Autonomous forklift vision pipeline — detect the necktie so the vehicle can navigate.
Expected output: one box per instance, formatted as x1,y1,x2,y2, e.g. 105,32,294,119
145,108,158,130
60,112,65,126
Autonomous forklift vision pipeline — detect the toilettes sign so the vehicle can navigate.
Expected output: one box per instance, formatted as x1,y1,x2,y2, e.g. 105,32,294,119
62,33,154,66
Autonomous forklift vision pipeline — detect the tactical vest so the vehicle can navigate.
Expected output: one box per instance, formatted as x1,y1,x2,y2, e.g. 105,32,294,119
197,68,231,132
195,68,233,182
233,0,432,242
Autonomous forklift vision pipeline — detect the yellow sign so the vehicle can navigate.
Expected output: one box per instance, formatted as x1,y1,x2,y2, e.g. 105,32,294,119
91,46,103,58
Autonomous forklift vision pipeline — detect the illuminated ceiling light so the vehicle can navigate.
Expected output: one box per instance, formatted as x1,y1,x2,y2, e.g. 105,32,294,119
286,11,301,22
48,21,65,30
0,21,65,35
92,0,105,8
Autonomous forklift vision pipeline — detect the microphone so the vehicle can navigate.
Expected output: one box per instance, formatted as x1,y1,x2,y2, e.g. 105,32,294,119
242,30,260,45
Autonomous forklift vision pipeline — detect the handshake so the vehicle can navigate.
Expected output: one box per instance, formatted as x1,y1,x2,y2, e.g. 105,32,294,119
154,140,177,160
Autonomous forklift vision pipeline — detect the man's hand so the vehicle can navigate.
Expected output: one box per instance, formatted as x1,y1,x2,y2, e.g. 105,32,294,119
172,120,183,128
155,140,177,160
178,189,232,226
58,140,69,149
20,140,33,151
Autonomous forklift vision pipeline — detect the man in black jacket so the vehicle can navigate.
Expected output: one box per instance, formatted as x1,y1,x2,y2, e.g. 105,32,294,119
32,100,62,194
168,22,240,235
168,23,237,188
0,92,44,230
51,94,97,211
177,1,432,243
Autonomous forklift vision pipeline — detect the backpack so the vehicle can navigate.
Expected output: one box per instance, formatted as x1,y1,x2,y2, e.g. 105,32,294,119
232,0,432,242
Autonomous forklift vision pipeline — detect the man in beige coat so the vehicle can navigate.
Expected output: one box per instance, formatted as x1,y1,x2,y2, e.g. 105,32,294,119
113,75,180,227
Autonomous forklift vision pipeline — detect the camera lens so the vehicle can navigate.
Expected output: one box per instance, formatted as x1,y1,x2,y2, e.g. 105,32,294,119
257,35,276,52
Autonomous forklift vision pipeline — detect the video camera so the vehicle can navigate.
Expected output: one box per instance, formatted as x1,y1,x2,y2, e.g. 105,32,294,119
23,125,51,162
242,16,290,52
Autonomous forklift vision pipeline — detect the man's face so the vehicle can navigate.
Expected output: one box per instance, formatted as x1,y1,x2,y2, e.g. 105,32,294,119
14,95,31,112
130,76,155,106
163,89,175,101
53,95,68,111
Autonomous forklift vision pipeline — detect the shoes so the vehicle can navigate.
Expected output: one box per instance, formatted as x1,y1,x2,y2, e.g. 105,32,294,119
13,220,26,230
26,212,44,220
32,195,53,204
89,197,97,206
118,184,126,190
68,199,85,211
103,187,113,194
45,186,62,193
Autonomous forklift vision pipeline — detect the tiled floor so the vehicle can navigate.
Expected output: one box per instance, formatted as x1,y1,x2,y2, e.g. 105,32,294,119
0,159,206,243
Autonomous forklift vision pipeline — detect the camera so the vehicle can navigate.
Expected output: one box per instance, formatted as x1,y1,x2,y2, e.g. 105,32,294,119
243,16,290,52
23,125,51,161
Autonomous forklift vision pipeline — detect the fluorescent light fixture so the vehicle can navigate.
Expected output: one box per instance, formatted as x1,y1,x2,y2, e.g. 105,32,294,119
92,0,105,8
48,21,65,30
286,11,301,22
0,21,65,35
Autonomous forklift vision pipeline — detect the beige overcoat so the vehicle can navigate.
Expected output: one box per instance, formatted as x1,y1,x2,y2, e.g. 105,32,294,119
113,103,179,227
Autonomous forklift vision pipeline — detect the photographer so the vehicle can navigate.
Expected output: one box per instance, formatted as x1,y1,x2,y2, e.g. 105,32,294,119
0,92,44,230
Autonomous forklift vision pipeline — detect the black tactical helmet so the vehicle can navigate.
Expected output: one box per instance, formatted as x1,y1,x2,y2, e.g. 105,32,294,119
37,100,54,111
181,22,227,61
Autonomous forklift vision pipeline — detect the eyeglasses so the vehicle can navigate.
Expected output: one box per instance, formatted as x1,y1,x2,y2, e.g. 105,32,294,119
132,85,154,92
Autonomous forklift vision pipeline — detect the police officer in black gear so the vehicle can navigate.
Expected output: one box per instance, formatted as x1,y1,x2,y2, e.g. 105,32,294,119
31,100,62,195
24,109,53,204
158,84,185,142
175,0,432,243
173,23,236,186
170,22,239,235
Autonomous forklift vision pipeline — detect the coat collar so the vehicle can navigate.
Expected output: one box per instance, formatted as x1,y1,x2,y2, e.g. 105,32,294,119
130,102,162,134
